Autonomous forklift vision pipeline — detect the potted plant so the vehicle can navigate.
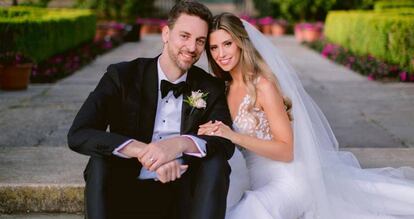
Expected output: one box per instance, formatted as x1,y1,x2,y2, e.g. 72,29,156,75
107,21,126,42
240,15,259,31
271,19,288,36
258,16,273,35
302,22,324,42
0,52,33,90
294,23,306,42
94,22,109,42
294,22,324,42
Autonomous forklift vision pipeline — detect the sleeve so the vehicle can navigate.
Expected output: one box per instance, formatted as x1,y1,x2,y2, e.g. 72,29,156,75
190,80,235,160
112,139,134,158
182,135,206,157
67,66,131,157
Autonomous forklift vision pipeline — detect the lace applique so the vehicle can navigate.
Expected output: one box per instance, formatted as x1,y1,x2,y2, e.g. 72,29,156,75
233,95,273,142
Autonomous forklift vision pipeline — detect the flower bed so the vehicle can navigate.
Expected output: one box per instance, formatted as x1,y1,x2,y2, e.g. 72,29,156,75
324,10,414,74
306,40,414,82
30,38,122,83
0,6,96,63
0,7,133,84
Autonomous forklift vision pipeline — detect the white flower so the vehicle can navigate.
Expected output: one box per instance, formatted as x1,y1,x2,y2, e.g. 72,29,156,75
191,91,204,100
194,98,206,109
184,90,208,111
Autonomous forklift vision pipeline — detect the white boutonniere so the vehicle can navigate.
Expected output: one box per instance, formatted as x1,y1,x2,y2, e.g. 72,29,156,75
184,90,208,114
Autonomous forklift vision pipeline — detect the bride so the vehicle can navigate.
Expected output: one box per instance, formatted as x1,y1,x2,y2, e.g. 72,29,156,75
198,12,414,219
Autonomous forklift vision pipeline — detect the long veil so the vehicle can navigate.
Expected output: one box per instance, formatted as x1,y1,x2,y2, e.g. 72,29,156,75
240,19,414,218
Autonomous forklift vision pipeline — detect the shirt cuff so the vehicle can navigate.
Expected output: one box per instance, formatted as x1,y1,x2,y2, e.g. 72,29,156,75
182,135,206,158
112,139,133,158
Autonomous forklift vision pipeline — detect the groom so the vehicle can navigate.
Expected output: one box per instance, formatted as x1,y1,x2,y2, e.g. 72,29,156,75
67,1,234,219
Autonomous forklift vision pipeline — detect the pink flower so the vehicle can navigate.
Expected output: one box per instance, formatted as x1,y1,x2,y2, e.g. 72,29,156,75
247,18,257,25
367,74,375,80
400,71,407,81
258,16,273,25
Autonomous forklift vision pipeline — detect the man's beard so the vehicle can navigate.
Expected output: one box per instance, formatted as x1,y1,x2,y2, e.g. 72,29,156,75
168,47,198,72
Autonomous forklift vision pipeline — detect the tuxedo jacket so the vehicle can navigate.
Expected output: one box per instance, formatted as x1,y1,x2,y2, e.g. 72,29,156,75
68,56,235,176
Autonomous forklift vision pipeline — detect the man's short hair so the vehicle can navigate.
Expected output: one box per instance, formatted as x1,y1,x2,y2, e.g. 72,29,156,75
168,1,212,29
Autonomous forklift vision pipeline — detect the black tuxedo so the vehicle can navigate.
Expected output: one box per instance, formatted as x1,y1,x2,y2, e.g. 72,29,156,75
68,57,235,219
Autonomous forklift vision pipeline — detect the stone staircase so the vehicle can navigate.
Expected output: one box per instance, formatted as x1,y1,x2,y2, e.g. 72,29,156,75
1,35,414,215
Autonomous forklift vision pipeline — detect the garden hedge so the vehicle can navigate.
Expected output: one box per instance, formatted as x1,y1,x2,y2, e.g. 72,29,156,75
324,10,414,71
374,0,414,12
0,7,96,63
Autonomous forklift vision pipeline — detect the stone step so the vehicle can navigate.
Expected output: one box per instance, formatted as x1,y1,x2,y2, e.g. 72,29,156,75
0,184,84,214
0,213,83,219
1,147,414,213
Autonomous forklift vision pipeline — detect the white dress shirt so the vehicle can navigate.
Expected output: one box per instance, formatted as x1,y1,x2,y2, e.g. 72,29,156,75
113,58,206,180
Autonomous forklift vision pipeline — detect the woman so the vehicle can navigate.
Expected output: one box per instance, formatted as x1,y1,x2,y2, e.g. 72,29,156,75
198,13,414,219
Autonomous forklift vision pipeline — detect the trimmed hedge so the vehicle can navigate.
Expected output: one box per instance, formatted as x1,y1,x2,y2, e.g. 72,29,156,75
0,7,96,63
324,10,414,71
374,0,414,11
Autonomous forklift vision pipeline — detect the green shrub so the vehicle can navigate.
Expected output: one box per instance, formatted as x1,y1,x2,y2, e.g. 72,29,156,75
75,0,156,20
0,7,96,63
324,10,414,71
374,0,414,11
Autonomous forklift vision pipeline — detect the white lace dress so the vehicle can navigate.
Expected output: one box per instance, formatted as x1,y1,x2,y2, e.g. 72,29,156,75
226,94,312,219
225,94,414,219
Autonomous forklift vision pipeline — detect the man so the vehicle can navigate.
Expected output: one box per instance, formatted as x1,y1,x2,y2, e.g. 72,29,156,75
67,1,234,219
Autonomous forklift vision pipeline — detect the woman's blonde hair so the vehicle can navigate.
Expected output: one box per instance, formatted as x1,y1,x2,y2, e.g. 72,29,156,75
206,13,292,121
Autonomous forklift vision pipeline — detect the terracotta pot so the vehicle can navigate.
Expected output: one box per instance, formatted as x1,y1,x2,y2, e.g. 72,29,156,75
294,26,304,42
303,29,322,42
149,24,161,33
94,28,107,42
271,24,286,36
107,28,123,41
261,24,272,35
140,24,150,36
0,63,32,90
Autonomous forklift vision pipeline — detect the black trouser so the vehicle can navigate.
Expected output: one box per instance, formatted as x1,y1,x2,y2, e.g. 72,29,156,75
84,151,231,219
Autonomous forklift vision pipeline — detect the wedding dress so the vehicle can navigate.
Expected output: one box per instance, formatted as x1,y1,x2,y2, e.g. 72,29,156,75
224,20,414,219
226,94,312,219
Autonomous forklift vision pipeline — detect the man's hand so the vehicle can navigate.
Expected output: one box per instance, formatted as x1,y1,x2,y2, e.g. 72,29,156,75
138,136,195,171
119,140,147,157
155,159,188,183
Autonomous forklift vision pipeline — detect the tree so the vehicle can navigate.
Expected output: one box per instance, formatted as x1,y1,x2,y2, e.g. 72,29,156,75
255,0,380,22
270,0,336,22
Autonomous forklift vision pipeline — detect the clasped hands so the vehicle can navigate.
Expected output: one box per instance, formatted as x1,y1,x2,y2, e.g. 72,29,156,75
120,121,233,183
198,120,235,141
121,137,190,183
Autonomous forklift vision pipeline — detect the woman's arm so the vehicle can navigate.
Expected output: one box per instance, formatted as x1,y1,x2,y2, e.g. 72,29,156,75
199,77,293,162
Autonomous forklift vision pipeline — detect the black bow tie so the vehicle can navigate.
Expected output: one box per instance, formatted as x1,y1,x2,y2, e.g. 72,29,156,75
160,80,189,98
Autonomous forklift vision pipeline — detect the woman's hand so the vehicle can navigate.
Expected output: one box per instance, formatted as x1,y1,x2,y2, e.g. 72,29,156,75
198,120,237,142
197,121,217,135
